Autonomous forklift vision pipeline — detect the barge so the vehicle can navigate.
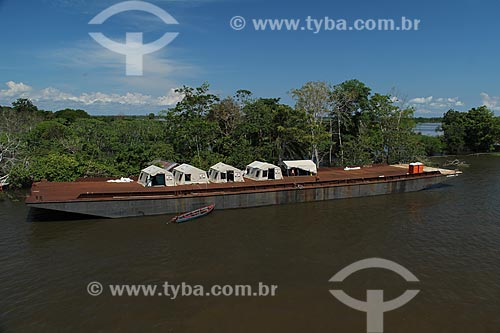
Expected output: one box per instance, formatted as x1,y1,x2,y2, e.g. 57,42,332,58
25,164,461,218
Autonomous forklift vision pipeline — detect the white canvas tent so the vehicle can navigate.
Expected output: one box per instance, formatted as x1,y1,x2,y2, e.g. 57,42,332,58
138,165,175,187
173,163,209,185
244,161,283,181
208,162,245,183
282,160,317,176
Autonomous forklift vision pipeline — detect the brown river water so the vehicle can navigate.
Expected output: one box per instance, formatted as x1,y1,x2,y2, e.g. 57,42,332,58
1,155,499,332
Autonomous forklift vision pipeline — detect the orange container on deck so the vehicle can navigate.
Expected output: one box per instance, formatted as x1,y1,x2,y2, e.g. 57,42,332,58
409,164,416,174
409,162,424,174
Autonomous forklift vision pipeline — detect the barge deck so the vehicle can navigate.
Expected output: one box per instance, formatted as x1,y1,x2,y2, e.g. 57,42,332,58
25,164,460,218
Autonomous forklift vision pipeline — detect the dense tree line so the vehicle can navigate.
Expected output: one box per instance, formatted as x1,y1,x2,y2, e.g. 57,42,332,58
414,116,443,123
441,107,499,154
1,81,498,188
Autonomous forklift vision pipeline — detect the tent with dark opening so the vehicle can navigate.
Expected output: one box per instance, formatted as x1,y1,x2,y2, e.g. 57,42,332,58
244,161,283,181
208,162,245,183
138,165,175,187
282,160,317,176
172,163,209,185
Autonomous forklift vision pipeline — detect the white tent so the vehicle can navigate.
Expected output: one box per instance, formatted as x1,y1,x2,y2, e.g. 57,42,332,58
173,163,209,185
282,160,317,175
244,161,283,181
208,162,245,183
138,165,175,187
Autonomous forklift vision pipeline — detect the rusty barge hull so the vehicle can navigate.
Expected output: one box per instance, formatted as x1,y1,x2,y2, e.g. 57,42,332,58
26,165,459,218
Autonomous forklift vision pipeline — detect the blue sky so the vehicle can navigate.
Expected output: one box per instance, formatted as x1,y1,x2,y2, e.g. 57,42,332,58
1,0,500,116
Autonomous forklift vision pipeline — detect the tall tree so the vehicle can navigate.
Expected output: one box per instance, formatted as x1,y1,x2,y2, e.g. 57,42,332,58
441,109,467,154
237,98,277,161
12,98,38,113
442,107,496,154
464,106,496,152
208,96,243,137
0,99,44,177
368,93,421,164
330,80,371,165
168,82,219,117
160,83,220,164
272,104,309,162
290,81,331,167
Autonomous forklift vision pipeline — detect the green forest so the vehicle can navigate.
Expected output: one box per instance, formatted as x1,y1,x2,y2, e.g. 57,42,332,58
1,80,499,188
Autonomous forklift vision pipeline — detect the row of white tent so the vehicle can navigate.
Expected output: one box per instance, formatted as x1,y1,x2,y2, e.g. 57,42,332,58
138,160,317,187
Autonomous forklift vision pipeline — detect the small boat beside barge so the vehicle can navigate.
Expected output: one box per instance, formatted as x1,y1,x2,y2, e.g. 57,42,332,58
170,204,215,223
25,163,461,219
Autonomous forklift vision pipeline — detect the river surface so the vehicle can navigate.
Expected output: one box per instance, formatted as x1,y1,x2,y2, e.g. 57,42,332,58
414,122,443,136
1,155,499,332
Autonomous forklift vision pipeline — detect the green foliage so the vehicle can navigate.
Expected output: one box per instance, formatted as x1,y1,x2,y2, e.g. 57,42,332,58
0,103,42,178
3,83,497,189
208,96,243,136
289,81,332,166
442,110,467,154
222,138,255,169
289,80,424,166
9,154,80,186
341,136,373,166
8,162,33,188
442,107,498,154
27,120,70,154
32,154,81,181
414,117,443,123
189,151,226,170
347,93,422,165
332,79,371,118
167,82,219,117
54,108,90,124
416,135,445,156
78,160,120,178
12,98,38,113
234,98,312,163
464,106,496,152
160,83,221,164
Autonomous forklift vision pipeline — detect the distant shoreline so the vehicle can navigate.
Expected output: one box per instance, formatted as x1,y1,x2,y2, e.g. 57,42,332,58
414,117,443,123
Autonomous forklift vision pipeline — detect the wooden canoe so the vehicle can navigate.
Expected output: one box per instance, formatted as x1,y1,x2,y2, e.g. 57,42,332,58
170,204,215,223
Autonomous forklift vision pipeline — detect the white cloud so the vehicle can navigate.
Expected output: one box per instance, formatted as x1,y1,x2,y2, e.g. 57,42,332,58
156,88,184,105
35,87,78,102
0,81,33,98
0,81,183,108
409,95,465,115
480,92,500,111
429,102,446,108
436,97,465,107
409,96,433,104
44,40,195,94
